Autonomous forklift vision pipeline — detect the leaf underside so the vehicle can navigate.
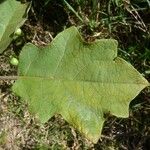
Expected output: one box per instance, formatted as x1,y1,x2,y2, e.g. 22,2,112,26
12,26,149,143
0,0,28,53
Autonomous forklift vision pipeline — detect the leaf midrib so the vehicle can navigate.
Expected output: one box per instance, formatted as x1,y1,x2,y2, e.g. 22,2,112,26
18,75,149,85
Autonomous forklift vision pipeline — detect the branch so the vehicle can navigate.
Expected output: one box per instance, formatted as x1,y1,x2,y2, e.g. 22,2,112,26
0,76,18,80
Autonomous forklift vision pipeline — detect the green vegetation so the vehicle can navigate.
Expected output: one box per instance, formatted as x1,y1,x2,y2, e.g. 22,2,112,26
0,0,150,149
0,0,28,53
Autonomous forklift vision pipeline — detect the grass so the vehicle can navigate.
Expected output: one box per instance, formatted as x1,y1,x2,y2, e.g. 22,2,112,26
0,0,150,149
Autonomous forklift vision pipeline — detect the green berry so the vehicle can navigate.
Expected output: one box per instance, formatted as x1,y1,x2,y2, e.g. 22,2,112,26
10,57,19,66
14,28,22,36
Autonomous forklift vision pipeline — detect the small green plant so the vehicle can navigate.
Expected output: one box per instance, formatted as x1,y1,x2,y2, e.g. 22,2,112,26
0,131,7,146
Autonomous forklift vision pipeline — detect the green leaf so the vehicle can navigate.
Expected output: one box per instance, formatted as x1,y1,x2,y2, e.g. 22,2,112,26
0,0,29,53
12,26,149,143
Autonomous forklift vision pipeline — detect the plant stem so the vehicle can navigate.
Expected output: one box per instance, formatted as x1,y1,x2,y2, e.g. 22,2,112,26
0,76,18,80
63,0,83,23
146,0,150,7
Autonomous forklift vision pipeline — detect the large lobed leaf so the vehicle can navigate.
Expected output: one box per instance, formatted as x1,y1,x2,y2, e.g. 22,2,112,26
0,0,29,53
12,26,149,143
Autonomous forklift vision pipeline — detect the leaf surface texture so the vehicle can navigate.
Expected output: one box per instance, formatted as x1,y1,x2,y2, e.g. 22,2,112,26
13,27,149,143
